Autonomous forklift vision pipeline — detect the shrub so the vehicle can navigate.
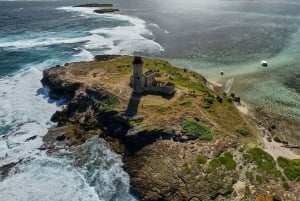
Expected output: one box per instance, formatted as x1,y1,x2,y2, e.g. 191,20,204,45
197,155,207,164
277,157,300,180
94,94,119,111
181,119,213,141
183,163,192,174
209,152,236,171
246,148,278,175
236,127,250,136
256,174,263,184
246,171,254,182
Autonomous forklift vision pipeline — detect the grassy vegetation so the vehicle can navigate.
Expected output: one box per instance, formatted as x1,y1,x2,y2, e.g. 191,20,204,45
209,152,236,171
183,163,192,174
94,94,119,111
236,127,250,136
144,59,208,93
196,155,208,164
243,148,280,177
277,156,300,181
180,119,213,141
82,56,257,143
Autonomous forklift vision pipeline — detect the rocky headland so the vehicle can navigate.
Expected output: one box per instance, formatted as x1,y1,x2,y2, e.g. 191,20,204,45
40,56,300,201
74,3,114,8
74,3,119,14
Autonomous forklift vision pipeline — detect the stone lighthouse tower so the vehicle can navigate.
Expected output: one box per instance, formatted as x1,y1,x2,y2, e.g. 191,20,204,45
132,54,145,93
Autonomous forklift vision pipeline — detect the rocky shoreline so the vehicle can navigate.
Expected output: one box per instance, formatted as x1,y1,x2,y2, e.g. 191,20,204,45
74,3,119,14
39,56,299,201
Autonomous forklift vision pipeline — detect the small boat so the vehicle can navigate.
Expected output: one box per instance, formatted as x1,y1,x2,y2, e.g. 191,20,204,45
261,60,268,67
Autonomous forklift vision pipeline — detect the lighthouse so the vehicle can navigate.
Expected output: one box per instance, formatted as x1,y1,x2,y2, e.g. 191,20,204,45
132,55,145,93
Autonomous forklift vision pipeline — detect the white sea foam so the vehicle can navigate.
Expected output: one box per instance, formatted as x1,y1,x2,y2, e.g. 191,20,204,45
0,35,96,49
57,6,96,16
0,7,164,56
0,138,136,201
0,156,100,201
57,6,164,55
0,68,61,165
80,137,135,201
73,48,95,61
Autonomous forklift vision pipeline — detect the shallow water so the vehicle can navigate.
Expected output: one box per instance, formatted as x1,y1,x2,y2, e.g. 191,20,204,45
116,0,300,124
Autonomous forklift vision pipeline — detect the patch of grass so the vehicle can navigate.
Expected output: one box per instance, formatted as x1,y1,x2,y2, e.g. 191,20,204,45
219,152,237,170
183,163,192,174
196,155,207,164
246,171,254,182
277,157,300,181
236,127,250,136
94,94,119,111
209,152,236,171
129,118,144,127
244,148,279,176
157,107,168,114
256,174,263,184
180,119,213,141
245,185,251,196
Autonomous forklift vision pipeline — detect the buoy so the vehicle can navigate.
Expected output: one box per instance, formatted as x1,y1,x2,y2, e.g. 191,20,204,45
220,70,224,75
261,60,268,67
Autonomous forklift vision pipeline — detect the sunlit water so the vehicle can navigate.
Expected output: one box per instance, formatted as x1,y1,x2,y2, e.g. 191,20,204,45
1,0,300,200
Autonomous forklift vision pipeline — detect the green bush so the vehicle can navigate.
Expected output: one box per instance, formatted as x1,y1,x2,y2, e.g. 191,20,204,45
245,148,279,176
277,157,300,180
246,171,254,182
256,174,263,184
197,155,207,164
236,127,250,136
183,163,192,174
209,152,236,171
181,119,213,141
94,94,119,111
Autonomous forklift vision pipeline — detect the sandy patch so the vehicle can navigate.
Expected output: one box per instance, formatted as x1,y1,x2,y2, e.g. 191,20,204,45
260,129,300,160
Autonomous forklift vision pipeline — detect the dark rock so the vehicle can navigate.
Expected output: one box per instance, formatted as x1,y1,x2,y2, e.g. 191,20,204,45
273,195,281,201
0,160,22,181
56,134,66,141
94,8,119,14
74,3,113,7
25,135,37,142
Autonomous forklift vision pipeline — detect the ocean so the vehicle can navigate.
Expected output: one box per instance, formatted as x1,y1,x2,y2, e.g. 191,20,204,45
0,1,163,200
0,0,299,200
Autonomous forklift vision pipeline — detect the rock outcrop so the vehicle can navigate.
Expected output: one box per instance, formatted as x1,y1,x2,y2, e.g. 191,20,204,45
74,3,114,8
94,8,119,14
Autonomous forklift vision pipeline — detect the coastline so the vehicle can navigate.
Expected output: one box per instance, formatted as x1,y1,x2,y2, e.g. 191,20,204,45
207,75,300,159
38,56,300,200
